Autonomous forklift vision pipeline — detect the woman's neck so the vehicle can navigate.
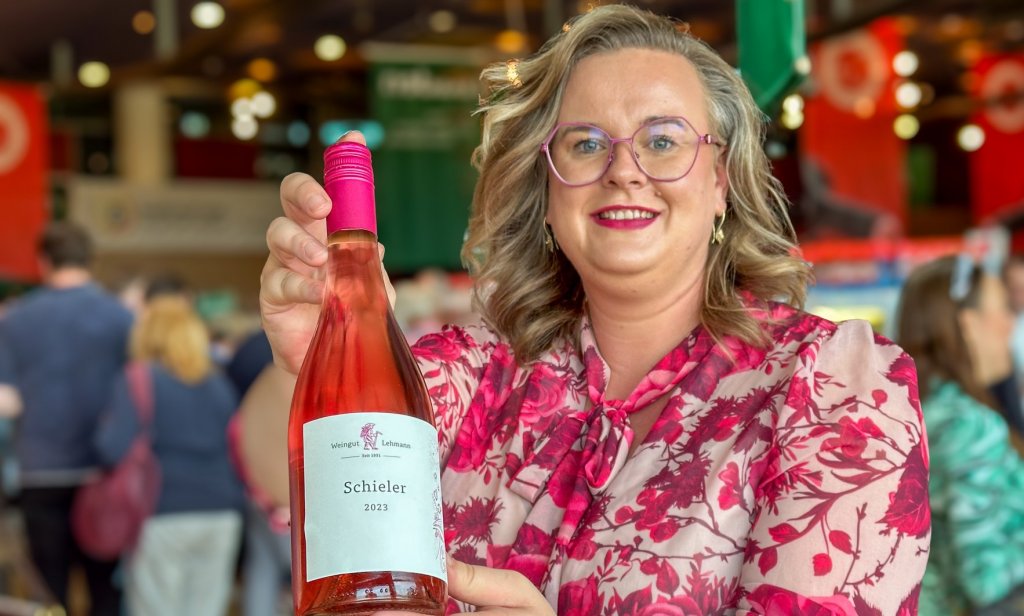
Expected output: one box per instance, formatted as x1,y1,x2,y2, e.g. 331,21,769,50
585,278,703,400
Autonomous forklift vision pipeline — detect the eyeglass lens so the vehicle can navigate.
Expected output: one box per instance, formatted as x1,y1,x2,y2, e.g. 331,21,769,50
547,118,703,185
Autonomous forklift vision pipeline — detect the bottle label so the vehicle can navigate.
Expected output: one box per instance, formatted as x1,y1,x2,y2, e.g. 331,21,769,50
303,412,447,583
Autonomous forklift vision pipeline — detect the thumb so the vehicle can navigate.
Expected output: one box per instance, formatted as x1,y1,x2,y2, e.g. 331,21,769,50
446,557,551,613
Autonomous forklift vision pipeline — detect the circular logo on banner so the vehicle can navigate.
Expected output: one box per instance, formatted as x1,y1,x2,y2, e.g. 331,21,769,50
981,59,1024,134
817,30,888,113
0,93,30,175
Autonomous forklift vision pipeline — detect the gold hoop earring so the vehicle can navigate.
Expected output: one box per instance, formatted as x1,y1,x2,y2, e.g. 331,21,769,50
543,223,559,253
711,210,726,245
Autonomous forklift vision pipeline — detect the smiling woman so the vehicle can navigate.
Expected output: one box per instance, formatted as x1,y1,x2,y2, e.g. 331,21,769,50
260,4,929,614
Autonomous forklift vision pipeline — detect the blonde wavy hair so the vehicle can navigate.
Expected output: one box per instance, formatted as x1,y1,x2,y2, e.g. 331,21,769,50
461,3,811,363
130,295,213,384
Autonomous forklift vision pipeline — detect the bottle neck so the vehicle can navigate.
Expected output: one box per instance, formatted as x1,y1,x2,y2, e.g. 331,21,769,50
327,229,377,245
325,180,376,236
325,230,387,312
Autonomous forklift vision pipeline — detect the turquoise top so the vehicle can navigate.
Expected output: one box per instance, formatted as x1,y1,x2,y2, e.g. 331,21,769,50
919,380,1024,615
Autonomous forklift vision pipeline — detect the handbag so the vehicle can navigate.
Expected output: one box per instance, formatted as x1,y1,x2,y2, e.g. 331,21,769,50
71,361,161,560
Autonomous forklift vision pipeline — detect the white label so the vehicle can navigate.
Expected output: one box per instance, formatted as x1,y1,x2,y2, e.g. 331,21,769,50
303,412,447,584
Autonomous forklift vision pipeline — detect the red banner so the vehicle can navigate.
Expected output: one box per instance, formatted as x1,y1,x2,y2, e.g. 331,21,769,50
970,53,1024,223
800,19,906,239
0,82,48,282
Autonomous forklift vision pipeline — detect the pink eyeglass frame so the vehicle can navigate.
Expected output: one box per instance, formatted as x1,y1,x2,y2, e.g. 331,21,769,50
539,116,725,187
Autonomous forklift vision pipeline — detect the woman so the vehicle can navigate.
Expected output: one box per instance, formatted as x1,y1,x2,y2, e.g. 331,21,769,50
897,255,1024,615
261,5,928,613
95,296,245,616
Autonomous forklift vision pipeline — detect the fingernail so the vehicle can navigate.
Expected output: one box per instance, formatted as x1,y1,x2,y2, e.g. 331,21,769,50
307,193,329,210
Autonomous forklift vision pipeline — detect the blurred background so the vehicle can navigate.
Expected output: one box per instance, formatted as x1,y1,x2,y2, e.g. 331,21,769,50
1,0,1023,328
1,0,1024,613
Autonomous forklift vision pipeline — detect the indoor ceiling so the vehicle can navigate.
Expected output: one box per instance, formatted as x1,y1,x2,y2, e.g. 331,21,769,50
0,0,1022,132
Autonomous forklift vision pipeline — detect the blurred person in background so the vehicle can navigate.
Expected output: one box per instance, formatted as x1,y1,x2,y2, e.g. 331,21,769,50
260,5,928,612
225,328,293,616
0,221,130,615
95,295,244,616
1004,254,1024,395
897,254,1024,615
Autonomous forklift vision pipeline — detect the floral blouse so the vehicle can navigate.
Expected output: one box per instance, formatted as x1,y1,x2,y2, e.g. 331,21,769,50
412,302,930,615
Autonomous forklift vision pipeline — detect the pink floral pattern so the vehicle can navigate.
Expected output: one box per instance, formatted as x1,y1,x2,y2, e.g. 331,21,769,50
413,302,930,614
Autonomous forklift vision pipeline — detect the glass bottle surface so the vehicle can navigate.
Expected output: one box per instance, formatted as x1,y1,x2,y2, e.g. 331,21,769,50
288,229,447,616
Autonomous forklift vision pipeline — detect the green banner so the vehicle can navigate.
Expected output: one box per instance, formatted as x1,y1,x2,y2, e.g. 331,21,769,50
737,0,807,115
368,45,488,273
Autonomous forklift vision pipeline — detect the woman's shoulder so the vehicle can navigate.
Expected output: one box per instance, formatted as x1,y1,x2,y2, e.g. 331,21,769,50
754,303,920,415
412,318,510,367
757,301,904,363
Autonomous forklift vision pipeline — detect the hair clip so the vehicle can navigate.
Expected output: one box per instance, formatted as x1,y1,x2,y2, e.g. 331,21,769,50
950,252,973,301
506,59,523,88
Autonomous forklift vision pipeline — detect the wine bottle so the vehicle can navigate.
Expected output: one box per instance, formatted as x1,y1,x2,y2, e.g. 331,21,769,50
288,141,448,615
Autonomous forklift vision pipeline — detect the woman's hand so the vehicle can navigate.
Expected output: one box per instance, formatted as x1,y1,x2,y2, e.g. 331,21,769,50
374,558,554,615
260,131,395,373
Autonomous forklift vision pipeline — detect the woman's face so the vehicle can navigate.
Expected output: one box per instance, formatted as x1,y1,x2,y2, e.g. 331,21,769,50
545,48,728,296
964,274,1016,344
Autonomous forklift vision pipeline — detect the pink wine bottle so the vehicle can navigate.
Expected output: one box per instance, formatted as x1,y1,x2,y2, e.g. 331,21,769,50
288,141,447,615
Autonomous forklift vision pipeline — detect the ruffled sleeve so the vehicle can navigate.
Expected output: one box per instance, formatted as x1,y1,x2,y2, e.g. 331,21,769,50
412,323,500,465
737,319,930,615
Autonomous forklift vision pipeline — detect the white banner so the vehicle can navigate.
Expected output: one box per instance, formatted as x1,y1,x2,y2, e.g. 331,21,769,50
69,177,280,253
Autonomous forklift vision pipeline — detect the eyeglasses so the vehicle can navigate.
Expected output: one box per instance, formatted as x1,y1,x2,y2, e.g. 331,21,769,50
540,116,724,187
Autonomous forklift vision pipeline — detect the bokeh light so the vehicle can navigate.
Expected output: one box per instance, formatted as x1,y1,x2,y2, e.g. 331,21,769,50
251,91,276,118
232,116,258,140
247,58,277,82
957,124,985,151
895,82,923,108
132,11,156,35
179,112,211,139
314,35,346,62
495,30,528,54
429,10,457,33
893,114,919,140
78,61,110,88
191,2,225,29
892,51,919,77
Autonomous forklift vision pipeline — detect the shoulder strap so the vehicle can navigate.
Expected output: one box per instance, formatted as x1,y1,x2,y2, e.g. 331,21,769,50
125,361,155,428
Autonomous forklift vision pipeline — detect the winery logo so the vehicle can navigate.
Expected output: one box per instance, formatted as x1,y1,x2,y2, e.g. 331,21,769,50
360,423,382,450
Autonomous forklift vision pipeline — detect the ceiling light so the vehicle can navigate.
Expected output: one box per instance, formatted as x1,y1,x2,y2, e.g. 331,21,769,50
893,114,919,140
247,58,277,82
314,35,346,62
287,121,311,147
892,51,918,77
782,94,803,115
78,62,110,88
231,97,253,119
232,116,258,140
495,30,527,54
180,112,211,139
251,91,276,118
228,78,261,101
895,82,922,108
780,109,803,130
132,11,156,35
957,124,984,151
192,2,225,29
429,10,457,33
